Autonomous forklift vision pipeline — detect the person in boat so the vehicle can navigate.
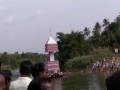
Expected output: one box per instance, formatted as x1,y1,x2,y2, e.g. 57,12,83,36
10,60,33,90
28,77,53,90
31,63,48,78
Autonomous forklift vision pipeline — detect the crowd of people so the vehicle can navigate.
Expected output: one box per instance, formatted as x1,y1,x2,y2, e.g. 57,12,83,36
92,56,120,90
0,60,53,90
92,57,120,72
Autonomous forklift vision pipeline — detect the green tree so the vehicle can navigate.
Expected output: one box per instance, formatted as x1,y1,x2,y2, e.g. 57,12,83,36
108,22,119,48
1,52,8,64
101,19,110,47
83,27,90,36
93,22,101,36
92,22,101,48
56,31,93,68
83,27,90,40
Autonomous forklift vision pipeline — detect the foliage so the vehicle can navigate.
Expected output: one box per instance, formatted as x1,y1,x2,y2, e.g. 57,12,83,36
83,27,90,37
56,31,93,68
92,22,102,48
65,48,114,70
0,52,47,70
65,55,94,70
56,15,120,71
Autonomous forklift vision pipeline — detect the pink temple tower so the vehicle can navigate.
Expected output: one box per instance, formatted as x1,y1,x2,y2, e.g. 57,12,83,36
45,36,58,61
45,36,61,76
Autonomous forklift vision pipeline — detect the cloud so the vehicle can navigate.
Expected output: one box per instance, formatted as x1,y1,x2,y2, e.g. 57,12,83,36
5,15,15,25
31,11,42,18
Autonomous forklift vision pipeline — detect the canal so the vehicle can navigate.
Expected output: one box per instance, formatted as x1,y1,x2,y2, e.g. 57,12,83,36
12,71,111,90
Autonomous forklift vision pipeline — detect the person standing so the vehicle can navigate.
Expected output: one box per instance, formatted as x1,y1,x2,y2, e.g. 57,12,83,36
31,63,48,78
0,74,6,90
28,77,54,90
0,70,12,90
10,60,33,90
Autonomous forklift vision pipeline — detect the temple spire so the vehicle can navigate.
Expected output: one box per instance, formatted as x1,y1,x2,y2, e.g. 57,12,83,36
50,28,51,36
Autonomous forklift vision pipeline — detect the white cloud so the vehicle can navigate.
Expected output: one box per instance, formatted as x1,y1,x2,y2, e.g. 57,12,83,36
31,11,42,18
5,15,15,25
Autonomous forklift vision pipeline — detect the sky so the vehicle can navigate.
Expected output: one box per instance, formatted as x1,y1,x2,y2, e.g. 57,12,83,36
0,0,120,53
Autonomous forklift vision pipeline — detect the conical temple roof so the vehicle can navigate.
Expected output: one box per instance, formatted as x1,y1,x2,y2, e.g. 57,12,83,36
45,36,58,52
46,36,57,44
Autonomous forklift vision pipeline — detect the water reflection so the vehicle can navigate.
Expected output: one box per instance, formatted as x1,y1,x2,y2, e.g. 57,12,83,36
52,78,63,90
88,73,102,90
63,72,109,90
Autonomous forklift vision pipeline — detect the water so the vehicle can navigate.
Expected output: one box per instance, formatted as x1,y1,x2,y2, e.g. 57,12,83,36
63,71,111,90
11,74,63,90
12,71,110,90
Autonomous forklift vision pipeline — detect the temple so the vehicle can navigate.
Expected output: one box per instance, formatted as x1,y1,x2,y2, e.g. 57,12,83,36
45,36,62,77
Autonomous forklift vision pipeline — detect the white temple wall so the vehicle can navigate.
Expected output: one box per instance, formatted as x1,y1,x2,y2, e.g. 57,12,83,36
50,52,54,61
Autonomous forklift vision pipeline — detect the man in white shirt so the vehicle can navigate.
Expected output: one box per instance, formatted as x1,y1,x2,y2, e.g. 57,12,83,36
10,60,33,90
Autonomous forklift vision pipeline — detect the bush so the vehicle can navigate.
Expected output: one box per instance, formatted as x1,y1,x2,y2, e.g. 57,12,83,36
65,48,114,70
